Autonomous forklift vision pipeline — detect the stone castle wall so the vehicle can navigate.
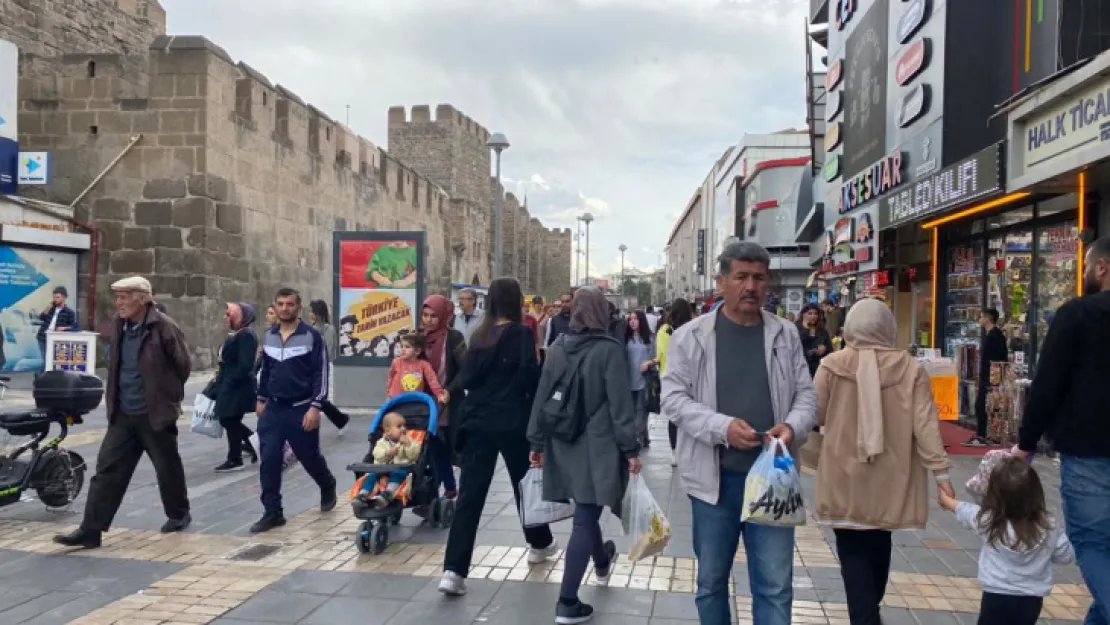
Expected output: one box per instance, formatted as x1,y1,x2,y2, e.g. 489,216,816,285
6,0,572,366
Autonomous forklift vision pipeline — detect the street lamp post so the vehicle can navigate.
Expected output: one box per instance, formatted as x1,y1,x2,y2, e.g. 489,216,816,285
487,132,510,279
582,212,593,286
619,244,627,300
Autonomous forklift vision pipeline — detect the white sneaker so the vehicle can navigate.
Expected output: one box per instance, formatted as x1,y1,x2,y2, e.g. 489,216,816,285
437,571,467,596
337,424,347,437
528,540,560,564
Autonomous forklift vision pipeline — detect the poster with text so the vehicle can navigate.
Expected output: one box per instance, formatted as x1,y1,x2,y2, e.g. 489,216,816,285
0,246,78,372
334,233,425,366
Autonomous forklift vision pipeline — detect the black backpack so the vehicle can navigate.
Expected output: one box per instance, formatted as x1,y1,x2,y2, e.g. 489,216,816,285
537,336,596,443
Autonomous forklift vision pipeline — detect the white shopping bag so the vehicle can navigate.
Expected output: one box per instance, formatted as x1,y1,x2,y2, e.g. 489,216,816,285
248,432,299,472
519,467,575,527
189,394,223,439
741,437,806,527
621,474,671,562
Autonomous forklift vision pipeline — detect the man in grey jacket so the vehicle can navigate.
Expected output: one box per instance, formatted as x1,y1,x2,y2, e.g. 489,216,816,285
661,241,817,625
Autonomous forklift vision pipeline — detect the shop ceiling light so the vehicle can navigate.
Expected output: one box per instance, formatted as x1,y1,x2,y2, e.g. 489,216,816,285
919,192,1033,229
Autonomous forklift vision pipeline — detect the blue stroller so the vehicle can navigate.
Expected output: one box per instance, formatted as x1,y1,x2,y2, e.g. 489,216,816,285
346,392,454,554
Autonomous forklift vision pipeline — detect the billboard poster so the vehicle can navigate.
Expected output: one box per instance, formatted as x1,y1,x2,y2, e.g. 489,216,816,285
0,246,78,372
333,232,425,366
842,0,888,179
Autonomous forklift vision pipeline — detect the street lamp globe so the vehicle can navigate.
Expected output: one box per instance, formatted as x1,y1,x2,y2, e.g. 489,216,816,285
618,244,627,253
581,212,593,225
487,132,510,152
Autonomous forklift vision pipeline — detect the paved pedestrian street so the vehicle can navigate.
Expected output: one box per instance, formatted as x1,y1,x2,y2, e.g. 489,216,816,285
0,380,1093,624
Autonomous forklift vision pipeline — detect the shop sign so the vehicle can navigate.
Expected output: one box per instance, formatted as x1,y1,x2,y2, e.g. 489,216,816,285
870,268,893,287
835,0,856,30
825,122,842,152
897,0,929,44
823,155,841,181
880,143,1002,228
827,91,842,121
855,246,873,263
855,212,874,242
833,242,854,258
827,60,843,91
833,216,854,244
914,136,938,177
1019,76,1110,170
17,152,49,185
821,258,860,275
838,151,904,214
0,138,16,195
696,229,706,276
906,262,932,282
897,83,929,128
822,231,834,256
894,38,928,86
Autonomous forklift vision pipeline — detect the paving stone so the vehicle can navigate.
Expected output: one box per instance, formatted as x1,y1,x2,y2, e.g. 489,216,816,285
221,591,328,622
301,596,406,624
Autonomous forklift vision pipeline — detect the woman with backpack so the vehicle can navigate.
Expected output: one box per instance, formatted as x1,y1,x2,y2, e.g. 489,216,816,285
527,286,642,624
656,298,693,467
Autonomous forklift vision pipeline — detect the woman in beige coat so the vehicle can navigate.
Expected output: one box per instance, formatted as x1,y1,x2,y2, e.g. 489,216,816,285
814,299,954,625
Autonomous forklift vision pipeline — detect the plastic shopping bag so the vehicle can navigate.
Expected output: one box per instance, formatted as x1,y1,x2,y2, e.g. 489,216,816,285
248,433,299,472
621,474,672,562
741,437,806,527
189,394,223,439
519,467,575,528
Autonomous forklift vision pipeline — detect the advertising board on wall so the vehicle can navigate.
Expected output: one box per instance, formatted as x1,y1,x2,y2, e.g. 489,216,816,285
0,39,18,196
696,229,706,276
879,142,1003,228
333,232,425,366
842,0,888,179
1018,74,1110,173
0,246,78,372
819,206,879,277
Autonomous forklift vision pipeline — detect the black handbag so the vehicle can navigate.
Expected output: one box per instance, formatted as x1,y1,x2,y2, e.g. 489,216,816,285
644,368,661,414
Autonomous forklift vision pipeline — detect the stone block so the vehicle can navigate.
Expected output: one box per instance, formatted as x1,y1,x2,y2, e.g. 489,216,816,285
151,226,183,248
99,221,123,249
226,234,246,258
143,178,186,199
123,227,151,249
187,174,230,201
186,275,207,297
97,111,130,134
93,198,131,221
155,248,206,274
110,249,154,274
160,110,197,134
185,226,206,248
216,203,243,233
172,197,214,228
134,200,173,226
150,275,187,298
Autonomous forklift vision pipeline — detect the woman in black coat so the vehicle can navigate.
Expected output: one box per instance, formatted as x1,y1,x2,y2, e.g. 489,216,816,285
213,302,259,471
437,278,556,598
798,303,834,378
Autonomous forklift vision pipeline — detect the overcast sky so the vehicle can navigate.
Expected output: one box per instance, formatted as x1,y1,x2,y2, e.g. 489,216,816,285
163,0,811,278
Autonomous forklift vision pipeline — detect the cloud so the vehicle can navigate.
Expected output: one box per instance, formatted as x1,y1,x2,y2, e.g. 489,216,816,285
163,0,809,276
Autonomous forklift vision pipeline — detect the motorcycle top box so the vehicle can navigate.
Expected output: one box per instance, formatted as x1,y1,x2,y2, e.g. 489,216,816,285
32,371,104,415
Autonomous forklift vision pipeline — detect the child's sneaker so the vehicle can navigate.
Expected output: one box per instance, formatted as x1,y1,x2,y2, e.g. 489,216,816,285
371,492,394,509
593,541,617,586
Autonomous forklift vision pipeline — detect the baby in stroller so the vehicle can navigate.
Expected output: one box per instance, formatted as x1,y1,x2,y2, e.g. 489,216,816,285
354,412,420,509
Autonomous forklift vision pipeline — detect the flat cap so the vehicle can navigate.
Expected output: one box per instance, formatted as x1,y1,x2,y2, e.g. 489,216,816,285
110,276,152,294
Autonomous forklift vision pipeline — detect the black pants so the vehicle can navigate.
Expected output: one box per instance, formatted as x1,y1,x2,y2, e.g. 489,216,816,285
321,400,349,430
82,412,190,532
561,503,609,601
444,430,554,576
834,528,892,625
219,413,255,463
978,592,1043,625
975,379,989,438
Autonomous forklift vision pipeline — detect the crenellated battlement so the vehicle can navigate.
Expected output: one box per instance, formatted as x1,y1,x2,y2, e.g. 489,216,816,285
387,103,491,144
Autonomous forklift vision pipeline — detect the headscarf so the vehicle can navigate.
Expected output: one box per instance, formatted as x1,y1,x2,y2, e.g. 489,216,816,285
570,286,610,332
842,298,899,463
421,294,454,379
226,302,256,333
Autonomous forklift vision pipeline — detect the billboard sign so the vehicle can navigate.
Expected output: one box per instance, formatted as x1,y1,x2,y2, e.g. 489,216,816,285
880,143,1003,228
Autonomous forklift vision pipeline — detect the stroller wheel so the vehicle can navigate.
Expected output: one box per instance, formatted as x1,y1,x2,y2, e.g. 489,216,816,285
355,521,372,554
428,498,443,528
439,497,455,528
371,523,389,555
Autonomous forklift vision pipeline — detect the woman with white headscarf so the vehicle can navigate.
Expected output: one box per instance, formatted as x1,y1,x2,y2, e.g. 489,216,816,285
813,299,952,625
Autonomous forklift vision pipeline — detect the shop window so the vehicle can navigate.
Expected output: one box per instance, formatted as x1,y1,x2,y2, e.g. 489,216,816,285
1036,194,1077,219
986,207,1035,230
944,240,984,358
1035,224,1079,354
987,230,1034,364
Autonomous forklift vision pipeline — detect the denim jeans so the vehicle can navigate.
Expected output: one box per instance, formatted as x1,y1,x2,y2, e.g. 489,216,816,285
690,469,794,625
1060,455,1110,625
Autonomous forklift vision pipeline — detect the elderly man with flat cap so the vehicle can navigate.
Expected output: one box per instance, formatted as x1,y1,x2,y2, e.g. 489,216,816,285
54,276,193,549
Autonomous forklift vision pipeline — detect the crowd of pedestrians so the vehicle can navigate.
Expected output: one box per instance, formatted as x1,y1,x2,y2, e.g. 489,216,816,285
44,235,1110,625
